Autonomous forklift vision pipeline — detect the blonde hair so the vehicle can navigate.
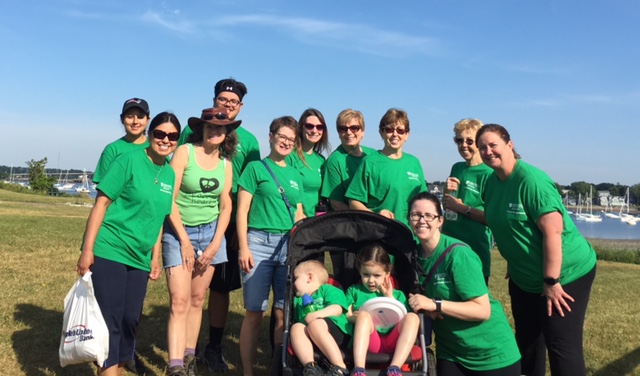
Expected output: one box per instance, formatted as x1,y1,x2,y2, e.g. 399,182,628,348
453,118,483,134
294,260,329,284
336,109,365,131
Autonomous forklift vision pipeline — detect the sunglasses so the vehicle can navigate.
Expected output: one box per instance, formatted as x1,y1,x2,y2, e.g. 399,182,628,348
152,129,179,142
454,137,474,146
203,112,229,121
304,123,325,131
337,125,362,133
383,126,408,135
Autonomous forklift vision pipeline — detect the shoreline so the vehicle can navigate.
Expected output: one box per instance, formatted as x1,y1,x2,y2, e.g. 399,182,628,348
587,238,640,250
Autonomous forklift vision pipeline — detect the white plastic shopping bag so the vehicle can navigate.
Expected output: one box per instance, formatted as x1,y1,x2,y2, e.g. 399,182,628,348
59,271,110,367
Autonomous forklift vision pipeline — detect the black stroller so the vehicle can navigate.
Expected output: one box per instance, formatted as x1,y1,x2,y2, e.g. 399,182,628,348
281,211,436,376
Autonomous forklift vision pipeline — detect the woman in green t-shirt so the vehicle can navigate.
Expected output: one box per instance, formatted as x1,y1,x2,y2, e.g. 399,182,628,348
286,108,330,218
476,124,596,376
93,98,151,184
76,112,180,376
346,108,427,227
441,118,493,284
407,192,521,376
236,116,305,376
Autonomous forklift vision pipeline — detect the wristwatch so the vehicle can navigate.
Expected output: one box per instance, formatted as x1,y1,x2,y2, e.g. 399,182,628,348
543,277,559,286
465,206,472,216
433,298,442,312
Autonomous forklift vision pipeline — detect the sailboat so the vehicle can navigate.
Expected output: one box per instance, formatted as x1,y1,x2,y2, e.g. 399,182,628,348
584,187,602,222
619,188,636,225
75,169,91,193
574,193,587,221
604,202,620,219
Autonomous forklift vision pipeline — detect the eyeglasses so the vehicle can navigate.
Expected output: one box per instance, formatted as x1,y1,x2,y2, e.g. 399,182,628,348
409,212,441,222
124,113,147,120
152,129,179,142
274,133,296,144
215,97,241,106
304,123,325,131
383,126,408,135
454,137,474,146
337,125,362,133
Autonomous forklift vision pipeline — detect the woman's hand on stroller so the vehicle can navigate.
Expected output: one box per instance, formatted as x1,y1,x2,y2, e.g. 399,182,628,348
409,293,444,320
378,209,395,219
238,247,254,273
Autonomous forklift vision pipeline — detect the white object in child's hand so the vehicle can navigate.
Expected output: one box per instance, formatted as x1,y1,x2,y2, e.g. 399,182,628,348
360,297,407,329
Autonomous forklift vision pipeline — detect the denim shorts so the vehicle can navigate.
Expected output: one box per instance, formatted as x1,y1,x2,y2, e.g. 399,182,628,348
161,220,228,268
242,229,289,312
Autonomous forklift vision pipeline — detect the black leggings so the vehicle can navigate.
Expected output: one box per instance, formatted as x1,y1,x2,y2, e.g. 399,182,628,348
509,266,596,376
437,359,520,376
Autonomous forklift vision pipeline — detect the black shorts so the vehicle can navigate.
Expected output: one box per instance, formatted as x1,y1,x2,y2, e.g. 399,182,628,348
320,318,351,348
210,222,242,293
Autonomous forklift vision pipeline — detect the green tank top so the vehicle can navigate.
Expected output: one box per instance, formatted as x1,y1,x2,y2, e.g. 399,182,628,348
176,144,227,226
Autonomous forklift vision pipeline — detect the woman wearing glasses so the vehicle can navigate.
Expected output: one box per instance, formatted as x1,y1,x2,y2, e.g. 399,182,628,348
346,108,426,227
236,116,305,376
321,108,374,211
76,112,181,376
286,108,331,217
407,192,521,376
161,108,239,376
441,119,493,284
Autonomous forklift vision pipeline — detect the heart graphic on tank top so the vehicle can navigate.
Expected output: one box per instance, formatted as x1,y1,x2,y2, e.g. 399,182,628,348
199,177,220,193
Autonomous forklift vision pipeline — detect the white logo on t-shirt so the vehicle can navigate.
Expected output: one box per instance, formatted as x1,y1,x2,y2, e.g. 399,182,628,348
407,172,420,181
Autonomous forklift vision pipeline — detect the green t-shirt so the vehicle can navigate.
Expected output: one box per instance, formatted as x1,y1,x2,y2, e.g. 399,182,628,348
175,144,227,226
293,284,352,335
418,234,520,371
483,160,597,293
286,151,326,217
238,159,303,234
441,162,493,277
320,145,375,207
92,149,175,271
345,283,408,335
345,151,427,227
93,137,150,183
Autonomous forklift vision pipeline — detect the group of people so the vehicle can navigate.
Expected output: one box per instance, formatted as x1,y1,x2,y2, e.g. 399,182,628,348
74,77,597,376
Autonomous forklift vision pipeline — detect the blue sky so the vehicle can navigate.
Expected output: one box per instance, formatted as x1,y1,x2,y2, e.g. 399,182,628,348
1,1,638,185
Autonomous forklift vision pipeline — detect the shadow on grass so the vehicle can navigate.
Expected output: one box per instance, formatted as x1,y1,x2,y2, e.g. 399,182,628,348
12,303,95,376
11,302,270,376
593,346,640,376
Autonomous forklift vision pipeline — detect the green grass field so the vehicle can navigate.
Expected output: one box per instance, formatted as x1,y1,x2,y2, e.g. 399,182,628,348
1,189,639,375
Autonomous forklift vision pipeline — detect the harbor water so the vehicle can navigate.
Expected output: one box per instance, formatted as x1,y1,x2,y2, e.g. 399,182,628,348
571,215,640,240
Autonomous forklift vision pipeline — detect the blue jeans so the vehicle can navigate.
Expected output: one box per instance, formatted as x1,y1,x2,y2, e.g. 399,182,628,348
242,229,288,312
162,220,227,268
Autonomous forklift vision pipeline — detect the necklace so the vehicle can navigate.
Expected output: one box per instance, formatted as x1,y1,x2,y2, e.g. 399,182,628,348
154,165,164,184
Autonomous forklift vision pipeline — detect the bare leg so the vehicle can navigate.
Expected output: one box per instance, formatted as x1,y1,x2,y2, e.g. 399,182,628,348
290,323,314,364
186,266,215,350
352,311,374,368
166,266,194,361
98,363,124,376
239,310,264,376
389,312,420,367
307,319,347,368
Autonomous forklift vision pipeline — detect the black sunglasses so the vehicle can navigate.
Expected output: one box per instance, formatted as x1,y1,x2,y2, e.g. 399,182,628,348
304,123,325,131
337,125,362,133
203,112,229,121
454,137,474,146
152,129,179,142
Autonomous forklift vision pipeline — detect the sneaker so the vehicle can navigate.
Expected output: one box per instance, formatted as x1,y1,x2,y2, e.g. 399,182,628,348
303,362,325,376
325,364,349,376
166,366,187,376
348,367,366,376
124,353,150,375
201,345,229,372
184,354,197,376
385,365,403,376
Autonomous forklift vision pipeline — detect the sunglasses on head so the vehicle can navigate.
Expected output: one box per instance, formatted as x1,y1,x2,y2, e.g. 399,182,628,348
304,123,325,131
203,112,229,121
152,129,179,142
454,137,474,146
383,126,408,135
337,125,362,133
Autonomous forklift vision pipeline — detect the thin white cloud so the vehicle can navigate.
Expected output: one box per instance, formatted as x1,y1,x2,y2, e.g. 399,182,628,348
213,14,439,57
141,10,195,34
